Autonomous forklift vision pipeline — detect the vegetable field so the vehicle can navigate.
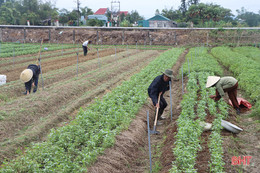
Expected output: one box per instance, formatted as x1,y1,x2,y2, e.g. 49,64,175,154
0,42,259,173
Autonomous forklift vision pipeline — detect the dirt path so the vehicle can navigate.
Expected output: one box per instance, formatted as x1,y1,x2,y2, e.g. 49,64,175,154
221,94,260,173
87,49,189,173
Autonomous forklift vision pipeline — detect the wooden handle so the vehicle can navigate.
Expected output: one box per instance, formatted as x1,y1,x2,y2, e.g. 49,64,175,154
153,93,162,127
36,39,44,65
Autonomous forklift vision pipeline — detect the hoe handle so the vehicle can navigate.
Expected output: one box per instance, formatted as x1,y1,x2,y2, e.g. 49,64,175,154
153,93,162,127
37,38,44,64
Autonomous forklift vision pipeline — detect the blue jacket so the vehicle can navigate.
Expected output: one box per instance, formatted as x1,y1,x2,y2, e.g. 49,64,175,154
148,75,170,106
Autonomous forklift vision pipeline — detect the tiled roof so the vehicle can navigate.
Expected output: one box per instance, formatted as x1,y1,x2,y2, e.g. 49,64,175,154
119,11,128,16
94,8,108,15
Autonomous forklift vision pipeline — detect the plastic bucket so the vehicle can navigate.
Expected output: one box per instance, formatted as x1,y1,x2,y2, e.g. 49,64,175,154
0,75,6,86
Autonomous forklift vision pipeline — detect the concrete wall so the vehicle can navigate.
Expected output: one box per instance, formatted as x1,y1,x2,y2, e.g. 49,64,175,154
0,25,260,46
149,21,175,28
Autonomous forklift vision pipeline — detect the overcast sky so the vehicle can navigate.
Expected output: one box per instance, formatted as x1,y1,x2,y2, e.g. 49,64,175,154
54,0,260,19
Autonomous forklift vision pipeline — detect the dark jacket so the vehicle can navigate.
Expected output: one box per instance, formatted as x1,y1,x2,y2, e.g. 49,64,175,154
148,75,170,106
25,64,40,92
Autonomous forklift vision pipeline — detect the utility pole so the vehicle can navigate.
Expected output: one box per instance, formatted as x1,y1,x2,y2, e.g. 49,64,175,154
111,1,120,27
77,0,80,26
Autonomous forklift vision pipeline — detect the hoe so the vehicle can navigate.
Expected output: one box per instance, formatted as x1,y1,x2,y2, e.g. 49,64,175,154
150,93,161,135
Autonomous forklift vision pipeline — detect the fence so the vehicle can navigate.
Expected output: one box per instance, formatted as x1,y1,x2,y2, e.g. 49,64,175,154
0,25,260,46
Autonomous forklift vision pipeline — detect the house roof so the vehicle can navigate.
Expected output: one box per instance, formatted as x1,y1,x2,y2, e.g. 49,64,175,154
119,11,128,16
147,14,171,21
94,8,108,15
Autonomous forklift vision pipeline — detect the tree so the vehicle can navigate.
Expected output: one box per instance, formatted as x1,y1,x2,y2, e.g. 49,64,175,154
125,10,144,24
68,10,79,26
120,19,131,27
38,1,59,25
161,7,183,21
80,6,93,17
0,0,5,7
0,4,14,24
59,8,70,25
117,13,125,25
0,1,20,25
106,10,112,23
186,3,233,25
187,0,200,6
0,0,16,7
180,0,187,16
87,18,103,26
236,7,260,27
22,0,39,13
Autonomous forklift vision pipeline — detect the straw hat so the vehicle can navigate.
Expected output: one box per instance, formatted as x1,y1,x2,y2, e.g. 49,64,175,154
20,69,33,83
206,76,220,88
162,69,174,78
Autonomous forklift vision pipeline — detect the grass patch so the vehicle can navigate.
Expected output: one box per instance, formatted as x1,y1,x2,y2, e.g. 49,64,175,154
0,94,9,102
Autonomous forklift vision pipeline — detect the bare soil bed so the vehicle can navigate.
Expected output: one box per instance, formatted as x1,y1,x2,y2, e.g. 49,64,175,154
0,48,124,82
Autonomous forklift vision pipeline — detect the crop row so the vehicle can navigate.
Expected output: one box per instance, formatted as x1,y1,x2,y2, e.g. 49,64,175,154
171,47,228,172
0,43,78,58
0,48,184,172
208,94,228,173
232,46,260,63
179,47,223,76
170,72,204,172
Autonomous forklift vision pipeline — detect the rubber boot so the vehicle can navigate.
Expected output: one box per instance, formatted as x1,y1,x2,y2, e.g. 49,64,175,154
236,108,241,115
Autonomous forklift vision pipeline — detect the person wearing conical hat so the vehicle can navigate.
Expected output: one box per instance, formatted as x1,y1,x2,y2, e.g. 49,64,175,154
206,76,240,114
148,69,174,122
20,64,41,95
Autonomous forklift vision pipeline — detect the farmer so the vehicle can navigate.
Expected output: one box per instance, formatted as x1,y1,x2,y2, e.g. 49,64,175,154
82,40,92,56
148,69,174,121
20,64,41,95
206,76,240,114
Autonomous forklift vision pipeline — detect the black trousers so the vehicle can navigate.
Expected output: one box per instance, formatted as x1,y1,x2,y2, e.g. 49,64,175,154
156,97,167,119
82,46,88,56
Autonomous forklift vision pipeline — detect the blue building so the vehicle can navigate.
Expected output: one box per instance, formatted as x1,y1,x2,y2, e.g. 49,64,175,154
87,15,108,26
139,14,177,28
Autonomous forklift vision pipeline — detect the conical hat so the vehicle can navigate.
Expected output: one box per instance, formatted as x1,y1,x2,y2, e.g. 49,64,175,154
20,69,33,83
206,76,220,88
